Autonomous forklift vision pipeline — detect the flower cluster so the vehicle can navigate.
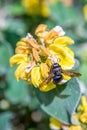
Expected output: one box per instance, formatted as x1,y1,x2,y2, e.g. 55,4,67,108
78,96,87,124
10,24,75,91
50,117,82,130
22,0,50,17
50,96,87,130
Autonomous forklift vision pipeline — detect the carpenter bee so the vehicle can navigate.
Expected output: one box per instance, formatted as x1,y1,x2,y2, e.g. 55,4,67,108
40,63,81,86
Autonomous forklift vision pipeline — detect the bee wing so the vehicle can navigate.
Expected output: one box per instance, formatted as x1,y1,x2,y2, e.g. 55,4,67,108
71,59,80,70
40,73,54,86
62,70,81,77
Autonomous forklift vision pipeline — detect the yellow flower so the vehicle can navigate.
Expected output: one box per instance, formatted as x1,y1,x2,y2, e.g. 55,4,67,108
36,24,65,46
49,44,74,70
40,1,50,17
35,24,47,38
10,24,76,92
31,66,42,87
36,24,75,70
22,0,40,15
49,117,61,130
31,62,56,91
49,117,82,130
68,113,82,130
15,62,28,81
40,80,56,92
83,4,87,22
10,54,29,67
78,96,87,112
40,63,50,78
80,112,87,123
22,0,50,17
10,54,30,81
69,125,82,130
77,96,87,124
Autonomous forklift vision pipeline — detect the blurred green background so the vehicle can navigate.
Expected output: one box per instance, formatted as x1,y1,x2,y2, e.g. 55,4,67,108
0,0,87,130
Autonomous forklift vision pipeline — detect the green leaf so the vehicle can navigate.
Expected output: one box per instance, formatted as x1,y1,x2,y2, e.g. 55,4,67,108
8,3,24,16
50,2,80,26
0,41,12,75
29,97,40,110
6,19,27,35
34,78,81,124
5,67,31,105
4,19,27,48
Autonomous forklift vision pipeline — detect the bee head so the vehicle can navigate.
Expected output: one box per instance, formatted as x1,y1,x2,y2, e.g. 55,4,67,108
48,54,60,64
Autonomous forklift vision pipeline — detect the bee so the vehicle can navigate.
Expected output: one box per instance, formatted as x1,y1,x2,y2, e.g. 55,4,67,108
40,63,81,86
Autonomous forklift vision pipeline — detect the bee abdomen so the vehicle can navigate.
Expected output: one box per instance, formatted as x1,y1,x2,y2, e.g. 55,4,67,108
53,75,62,84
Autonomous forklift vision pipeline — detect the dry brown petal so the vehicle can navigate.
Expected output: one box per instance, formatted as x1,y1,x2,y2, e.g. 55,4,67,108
16,41,27,47
27,39,39,50
32,48,40,61
44,30,58,45
15,46,30,54
39,45,50,56
21,38,27,42
35,24,47,37
25,60,36,73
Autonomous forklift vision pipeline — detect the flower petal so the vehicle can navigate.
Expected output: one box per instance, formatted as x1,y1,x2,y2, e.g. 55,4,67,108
10,54,29,67
49,44,75,70
53,36,74,45
15,62,28,81
80,112,87,123
53,25,65,36
62,73,71,81
32,48,40,61
40,63,50,78
39,45,50,56
78,96,87,112
44,30,58,45
16,41,27,47
27,38,39,49
31,66,42,87
15,46,30,54
69,125,82,130
40,82,56,92
35,24,47,37
50,117,61,130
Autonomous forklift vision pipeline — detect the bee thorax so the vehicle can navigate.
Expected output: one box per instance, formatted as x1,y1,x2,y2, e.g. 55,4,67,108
52,63,62,75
